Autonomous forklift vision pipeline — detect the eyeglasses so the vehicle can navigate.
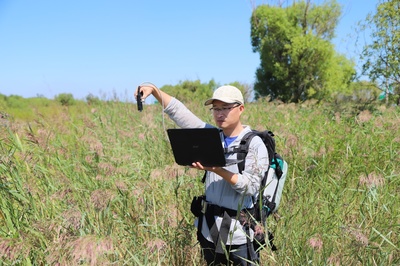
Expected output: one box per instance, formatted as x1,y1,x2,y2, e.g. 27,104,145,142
209,104,241,114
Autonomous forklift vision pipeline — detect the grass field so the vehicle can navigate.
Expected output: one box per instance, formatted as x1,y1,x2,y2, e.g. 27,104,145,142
0,98,399,265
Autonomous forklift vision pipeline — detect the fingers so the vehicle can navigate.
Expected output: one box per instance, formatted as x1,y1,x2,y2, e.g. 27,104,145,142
134,85,154,100
191,162,220,172
191,162,203,170
192,162,209,171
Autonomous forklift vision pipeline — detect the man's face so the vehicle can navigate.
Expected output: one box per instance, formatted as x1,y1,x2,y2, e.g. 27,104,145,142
210,100,243,129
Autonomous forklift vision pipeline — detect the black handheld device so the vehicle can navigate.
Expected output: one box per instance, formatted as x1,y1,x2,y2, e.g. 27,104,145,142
136,86,143,112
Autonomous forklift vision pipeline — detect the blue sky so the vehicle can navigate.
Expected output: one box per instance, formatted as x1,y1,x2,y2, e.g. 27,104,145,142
0,0,376,100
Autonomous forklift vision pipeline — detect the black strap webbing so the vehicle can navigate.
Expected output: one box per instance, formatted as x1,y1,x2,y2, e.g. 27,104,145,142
236,132,256,174
202,204,238,254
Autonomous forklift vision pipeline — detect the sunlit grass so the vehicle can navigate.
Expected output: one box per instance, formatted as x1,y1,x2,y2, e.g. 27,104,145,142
0,99,399,265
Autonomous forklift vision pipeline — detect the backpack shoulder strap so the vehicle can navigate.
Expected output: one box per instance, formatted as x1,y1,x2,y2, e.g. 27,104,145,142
236,131,257,174
202,130,259,182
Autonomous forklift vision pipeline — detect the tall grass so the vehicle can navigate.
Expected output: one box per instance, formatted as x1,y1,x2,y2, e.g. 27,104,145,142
0,99,399,265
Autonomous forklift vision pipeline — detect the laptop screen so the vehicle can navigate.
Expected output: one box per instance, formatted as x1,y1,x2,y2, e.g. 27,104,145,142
166,128,229,167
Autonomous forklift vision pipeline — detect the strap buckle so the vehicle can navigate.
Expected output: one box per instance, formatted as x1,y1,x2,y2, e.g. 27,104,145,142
201,200,208,214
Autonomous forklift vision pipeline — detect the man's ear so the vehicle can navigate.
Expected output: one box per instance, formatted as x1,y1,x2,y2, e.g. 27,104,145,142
238,105,245,116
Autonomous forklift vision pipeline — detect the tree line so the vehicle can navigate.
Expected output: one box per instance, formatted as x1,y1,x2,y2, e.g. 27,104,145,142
2,0,398,106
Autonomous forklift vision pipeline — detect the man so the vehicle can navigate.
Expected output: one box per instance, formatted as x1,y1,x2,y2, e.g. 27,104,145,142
136,83,269,265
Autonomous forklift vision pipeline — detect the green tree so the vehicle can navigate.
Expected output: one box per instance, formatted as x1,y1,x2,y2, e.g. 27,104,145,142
160,80,255,104
349,80,380,102
86,93,101,105
251,0,355,103
161,79,217,104
55,93,75,106
360,0,400,104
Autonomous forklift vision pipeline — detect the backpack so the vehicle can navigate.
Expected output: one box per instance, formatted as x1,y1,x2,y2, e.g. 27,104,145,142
234,130,288,250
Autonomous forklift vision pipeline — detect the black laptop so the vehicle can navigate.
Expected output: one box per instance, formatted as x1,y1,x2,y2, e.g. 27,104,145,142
166,128,242,167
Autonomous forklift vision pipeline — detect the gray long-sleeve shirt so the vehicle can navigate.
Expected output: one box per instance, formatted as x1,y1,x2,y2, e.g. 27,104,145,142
164,98,269,245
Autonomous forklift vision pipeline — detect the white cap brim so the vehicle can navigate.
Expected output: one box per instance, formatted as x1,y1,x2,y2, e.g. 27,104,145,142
204,97,242,106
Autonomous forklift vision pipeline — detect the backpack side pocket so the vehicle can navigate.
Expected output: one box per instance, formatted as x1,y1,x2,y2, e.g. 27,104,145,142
190,195,205,217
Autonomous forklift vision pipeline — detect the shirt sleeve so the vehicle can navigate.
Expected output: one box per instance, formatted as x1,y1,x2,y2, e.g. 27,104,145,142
164,97,207,128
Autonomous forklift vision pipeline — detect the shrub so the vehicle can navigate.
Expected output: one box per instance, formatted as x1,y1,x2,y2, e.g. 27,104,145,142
55,93,75,106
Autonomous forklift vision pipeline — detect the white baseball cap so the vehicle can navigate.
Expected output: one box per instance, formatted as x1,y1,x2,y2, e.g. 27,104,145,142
204,85,244,106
